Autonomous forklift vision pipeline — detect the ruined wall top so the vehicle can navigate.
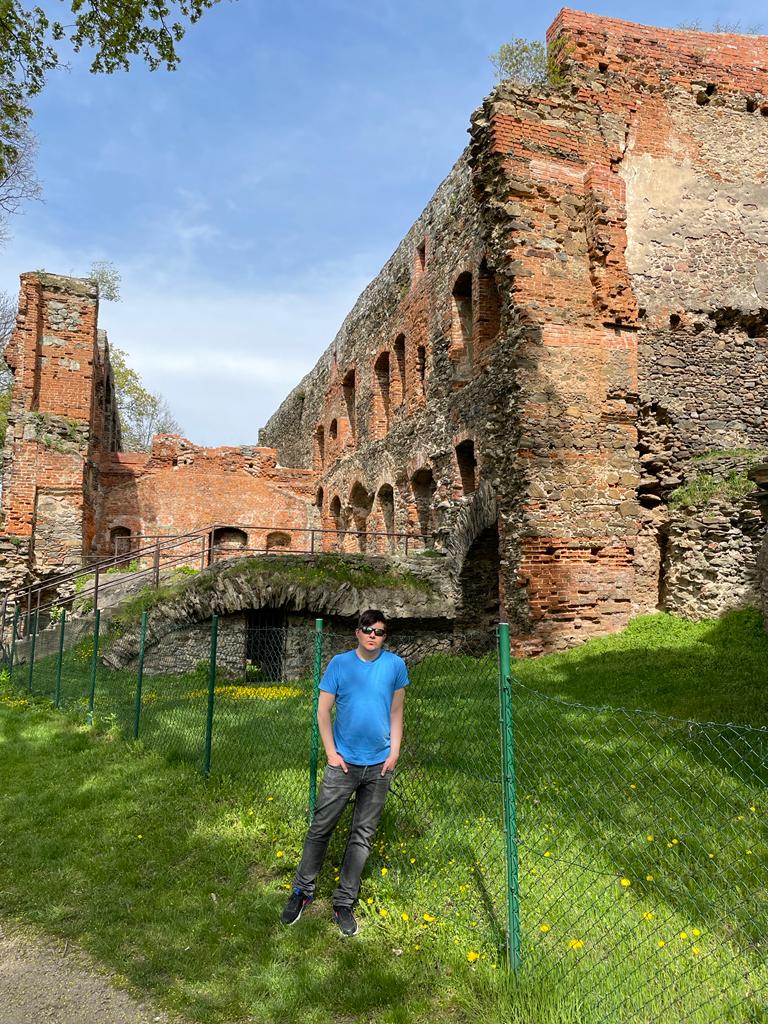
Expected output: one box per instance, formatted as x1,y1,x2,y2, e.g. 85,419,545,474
550,9,768,92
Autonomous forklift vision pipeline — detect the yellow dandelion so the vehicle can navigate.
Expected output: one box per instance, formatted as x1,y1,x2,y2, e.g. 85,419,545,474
381,867,388,876
414,944,421,951
666,842,673,848
692,946,701,956
423,913,436,923
410,857,416,864
276,850,284,858
539,923,551,933
646,835,654,842
643,912,654,921
630,784,637,790
750,805,756,812
671,838,679,845
736,815,744,821
266,796,274,802
567,939,584,950
658,939,666,948
646,874,654,881
620,878,631,888
691,928,701,937
367,897,374,905
137,835,143,840
679,932,688,941
746,849,753,855
708,853,715,859
466,951,480,963
401,912,409,922
379,908,388,917
544,851,552,858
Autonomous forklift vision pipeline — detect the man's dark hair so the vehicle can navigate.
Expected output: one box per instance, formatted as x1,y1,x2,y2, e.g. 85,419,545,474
358,609,387,629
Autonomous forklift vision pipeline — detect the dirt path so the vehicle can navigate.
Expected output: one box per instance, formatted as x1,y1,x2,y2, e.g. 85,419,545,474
0,926,175,1024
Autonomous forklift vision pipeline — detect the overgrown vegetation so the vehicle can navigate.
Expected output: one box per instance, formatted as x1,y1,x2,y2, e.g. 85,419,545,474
668,470,756,510
489,35,571,88
111,555,433,627
690,447,768,465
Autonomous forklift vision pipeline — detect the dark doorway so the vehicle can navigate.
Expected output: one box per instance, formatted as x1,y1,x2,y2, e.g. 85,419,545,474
246,608,287,682
456,524,500,645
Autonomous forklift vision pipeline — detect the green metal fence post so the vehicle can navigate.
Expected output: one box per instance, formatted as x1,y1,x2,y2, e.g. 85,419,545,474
27,609,38,693
133,611,148,739
9,605,19,681
54,610,66,708
87,609,101,724
497,622,521,970
308,617,323,820
203,614,219,777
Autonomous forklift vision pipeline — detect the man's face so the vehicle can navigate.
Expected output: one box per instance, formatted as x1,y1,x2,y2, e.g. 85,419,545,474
356,621,387,655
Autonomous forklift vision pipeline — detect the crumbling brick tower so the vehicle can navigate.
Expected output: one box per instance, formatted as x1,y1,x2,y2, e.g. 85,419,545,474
0,273,120,593
261,11,768,652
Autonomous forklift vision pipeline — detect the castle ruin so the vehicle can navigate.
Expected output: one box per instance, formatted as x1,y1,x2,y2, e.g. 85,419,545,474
2,10,767,650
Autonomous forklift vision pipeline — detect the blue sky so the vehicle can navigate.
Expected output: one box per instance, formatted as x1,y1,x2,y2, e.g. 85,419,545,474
0,0,762,446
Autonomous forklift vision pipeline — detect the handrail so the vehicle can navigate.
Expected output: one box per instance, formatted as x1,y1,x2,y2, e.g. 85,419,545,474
1,521,435,643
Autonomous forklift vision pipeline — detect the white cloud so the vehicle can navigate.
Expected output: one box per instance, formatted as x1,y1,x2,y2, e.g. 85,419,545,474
0,234,370,448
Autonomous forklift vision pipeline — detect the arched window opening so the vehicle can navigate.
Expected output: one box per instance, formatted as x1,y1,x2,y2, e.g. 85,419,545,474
329,419,338,441
350,481,373,552
213,527,248,556
414,239,426,278
477,259,501,355
342,368,356,437
109,525,132,557
416,345,427,398
314,425,325,468
411,467,436,542
455,439,477,495
456,523,500,647
452,272,473,352
330,495,343,536
393,335,406,407
373,351,391,436
377,484,395,551
315,486,324,509
266,531,291,552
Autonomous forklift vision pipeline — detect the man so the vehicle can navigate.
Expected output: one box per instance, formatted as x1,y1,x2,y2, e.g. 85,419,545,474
280,609,409,937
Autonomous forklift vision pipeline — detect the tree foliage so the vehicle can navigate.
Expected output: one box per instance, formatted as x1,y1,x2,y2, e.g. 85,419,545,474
489,36,570,88
0,0,222,177
110,346,182,452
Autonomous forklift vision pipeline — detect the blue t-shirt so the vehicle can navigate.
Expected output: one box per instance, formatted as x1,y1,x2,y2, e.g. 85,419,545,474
319,649,410,765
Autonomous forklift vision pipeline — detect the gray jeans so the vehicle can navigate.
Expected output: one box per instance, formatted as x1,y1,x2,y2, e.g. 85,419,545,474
293,761,393,908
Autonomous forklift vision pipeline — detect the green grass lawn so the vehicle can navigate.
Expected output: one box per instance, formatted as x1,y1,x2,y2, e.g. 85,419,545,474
0,610,766,1023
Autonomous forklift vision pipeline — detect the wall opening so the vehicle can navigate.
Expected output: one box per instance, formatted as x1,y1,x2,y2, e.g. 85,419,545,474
109,525,132,556
350,481,373,552
266,531,291,552
377,483,395,551
330,495,343,545
393,334,406,407
414,239,426,278
373,351,391,436
213,527,248,552
342,368,356,438
329,419,338,442
246,608,287,681
411,467,436,541
416,345,427,398
477,259,501,356
314,425,325,468
456,523,500,644
315,486,324,509
451,272,473,352
455,439,477,495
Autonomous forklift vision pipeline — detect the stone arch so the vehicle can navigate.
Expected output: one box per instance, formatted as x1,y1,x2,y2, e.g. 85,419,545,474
455,522,501,646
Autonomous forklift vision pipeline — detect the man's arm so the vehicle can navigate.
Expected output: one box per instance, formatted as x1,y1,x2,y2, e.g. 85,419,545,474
381,687,406,776
318,690,348,772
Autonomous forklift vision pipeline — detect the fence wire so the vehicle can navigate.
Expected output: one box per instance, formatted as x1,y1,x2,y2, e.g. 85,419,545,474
0,610,765,1023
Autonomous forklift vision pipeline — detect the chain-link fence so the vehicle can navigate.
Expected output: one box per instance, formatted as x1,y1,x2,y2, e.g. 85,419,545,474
0,609,765,1022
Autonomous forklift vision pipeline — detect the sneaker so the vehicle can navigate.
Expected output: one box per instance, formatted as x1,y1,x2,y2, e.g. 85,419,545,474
281,887,311,925
333,906,359,937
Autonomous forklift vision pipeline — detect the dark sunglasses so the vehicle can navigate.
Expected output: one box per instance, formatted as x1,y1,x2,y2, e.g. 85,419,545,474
359,626,386,637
